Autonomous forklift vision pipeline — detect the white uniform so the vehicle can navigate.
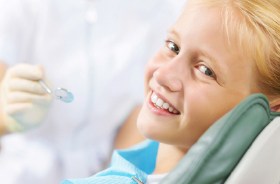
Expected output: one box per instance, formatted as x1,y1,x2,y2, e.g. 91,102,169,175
0,0,185,183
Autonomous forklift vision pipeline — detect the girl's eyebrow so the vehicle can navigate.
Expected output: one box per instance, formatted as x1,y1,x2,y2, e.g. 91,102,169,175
199,49,219,66
167,27,181,41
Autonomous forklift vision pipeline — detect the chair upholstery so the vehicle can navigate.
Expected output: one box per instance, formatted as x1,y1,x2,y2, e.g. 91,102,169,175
161,94,279,184
225,116,280,184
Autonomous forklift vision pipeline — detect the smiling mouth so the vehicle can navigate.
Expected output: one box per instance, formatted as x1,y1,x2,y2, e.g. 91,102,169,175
150,92,180,115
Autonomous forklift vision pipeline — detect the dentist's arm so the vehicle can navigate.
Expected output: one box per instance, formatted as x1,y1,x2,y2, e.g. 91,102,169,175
0,63,52,135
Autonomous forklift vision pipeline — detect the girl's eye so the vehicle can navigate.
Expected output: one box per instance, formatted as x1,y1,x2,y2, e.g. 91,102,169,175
165,40,180,55
197,65,216,78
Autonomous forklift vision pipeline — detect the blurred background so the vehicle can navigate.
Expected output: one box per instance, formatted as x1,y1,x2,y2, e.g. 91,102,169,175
0,0,185,183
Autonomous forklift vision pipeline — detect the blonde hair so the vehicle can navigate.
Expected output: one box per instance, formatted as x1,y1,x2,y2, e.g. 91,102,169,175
193,0,280,98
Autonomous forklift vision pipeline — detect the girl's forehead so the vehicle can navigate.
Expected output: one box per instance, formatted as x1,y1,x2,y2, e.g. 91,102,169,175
172,2,225,44
175,1,253,58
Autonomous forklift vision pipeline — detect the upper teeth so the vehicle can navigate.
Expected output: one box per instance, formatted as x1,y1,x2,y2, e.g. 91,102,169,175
151,93,178,114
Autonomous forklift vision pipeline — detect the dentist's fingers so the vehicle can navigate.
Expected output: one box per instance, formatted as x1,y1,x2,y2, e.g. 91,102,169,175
4,100,52,128
7,78,47,94
0,64,52,131
6,91,52,104
5,102,33,115
7,64,43,81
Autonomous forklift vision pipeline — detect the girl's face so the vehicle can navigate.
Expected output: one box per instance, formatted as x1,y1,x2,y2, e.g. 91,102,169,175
137,3,261,149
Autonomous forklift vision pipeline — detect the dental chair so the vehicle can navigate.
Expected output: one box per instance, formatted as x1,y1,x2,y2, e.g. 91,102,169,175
161,94,280,184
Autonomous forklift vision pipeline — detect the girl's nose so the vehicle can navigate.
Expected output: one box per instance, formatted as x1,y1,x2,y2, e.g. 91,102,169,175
153,62,183,92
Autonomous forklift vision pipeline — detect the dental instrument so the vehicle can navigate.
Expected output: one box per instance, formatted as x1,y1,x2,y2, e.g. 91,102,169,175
39,80,74,103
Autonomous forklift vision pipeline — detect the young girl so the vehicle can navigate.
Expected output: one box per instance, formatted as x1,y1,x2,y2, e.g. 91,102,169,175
62,0,280,183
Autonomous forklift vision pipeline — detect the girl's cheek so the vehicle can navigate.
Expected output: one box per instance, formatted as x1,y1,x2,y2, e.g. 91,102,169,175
144,50,168,91
146,51,166,72
144,63,155,80
145,54,160,78
143,63,154,94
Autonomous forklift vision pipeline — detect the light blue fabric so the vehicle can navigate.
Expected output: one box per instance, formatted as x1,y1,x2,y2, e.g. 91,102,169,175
61,140,159,184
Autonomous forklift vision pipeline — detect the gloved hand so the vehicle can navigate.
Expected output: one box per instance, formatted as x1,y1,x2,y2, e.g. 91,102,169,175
0,64,52,132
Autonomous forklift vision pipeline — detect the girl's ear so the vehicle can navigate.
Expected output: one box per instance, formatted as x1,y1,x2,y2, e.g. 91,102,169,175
270,98,280,112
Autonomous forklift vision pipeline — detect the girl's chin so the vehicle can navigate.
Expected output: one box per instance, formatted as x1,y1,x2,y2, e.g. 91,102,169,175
137,120,156,137
137,120,166,141
137,105,175,142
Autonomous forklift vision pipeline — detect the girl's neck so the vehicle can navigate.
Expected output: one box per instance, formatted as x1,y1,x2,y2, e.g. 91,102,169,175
153,143,188,174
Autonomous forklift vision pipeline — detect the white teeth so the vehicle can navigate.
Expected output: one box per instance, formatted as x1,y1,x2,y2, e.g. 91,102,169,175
151,93,157,103
150,92,178,114
156,98,164,107
168,107,174,113
163,103,169,109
